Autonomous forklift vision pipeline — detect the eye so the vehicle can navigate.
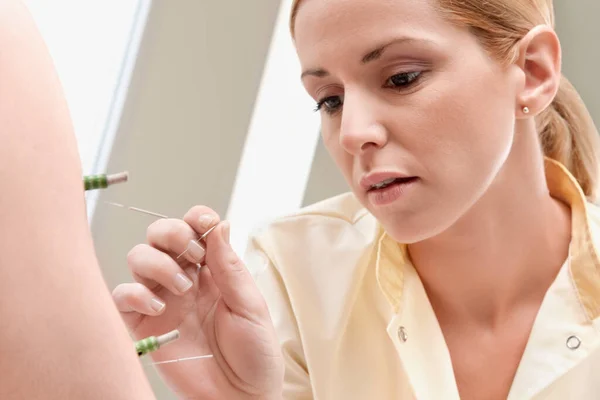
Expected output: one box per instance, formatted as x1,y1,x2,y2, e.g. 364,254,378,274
385,71,422,89
314,95,343,115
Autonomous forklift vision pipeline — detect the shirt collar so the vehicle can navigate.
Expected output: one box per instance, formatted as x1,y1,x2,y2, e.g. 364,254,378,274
375,157,600,319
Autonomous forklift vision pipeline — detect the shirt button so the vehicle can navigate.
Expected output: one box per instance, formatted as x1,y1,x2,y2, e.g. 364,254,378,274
398,326,408,343
566,335,581,350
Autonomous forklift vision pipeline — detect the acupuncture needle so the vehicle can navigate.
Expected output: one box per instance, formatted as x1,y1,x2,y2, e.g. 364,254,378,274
177,224,218,261
105,201,219,261
104,201,170,219
145,354,214,366
136,329,181,357
84,172,129,191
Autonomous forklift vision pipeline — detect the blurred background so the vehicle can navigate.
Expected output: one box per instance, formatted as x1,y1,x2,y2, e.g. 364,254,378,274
24,0,600,397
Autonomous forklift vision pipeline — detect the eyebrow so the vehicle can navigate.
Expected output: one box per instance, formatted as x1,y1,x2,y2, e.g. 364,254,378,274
300,37,431,80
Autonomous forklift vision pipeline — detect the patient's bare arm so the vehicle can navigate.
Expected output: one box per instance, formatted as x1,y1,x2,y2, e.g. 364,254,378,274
0,1,156,398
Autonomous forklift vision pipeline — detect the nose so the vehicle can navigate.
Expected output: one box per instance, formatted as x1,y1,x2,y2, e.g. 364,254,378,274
339,93,388,155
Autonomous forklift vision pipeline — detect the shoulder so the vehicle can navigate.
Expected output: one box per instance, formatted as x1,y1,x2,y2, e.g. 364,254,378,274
270,191,371,227
587,201,600,244
586,201,600,233
250,192,375,251
247,192,380,281
248,193,383,339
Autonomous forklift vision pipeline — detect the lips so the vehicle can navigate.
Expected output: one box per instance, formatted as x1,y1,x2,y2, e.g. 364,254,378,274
360,172,418,192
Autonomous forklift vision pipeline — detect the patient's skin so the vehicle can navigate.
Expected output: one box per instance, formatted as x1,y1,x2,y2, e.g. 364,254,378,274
0,1,156,398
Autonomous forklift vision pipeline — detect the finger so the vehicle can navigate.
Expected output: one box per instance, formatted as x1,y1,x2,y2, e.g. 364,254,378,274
113,282,166,315
146,218,206,265
112,282,166,329
178,206,220,263
203,221,269,320
182,205,221,241
127,244,195,295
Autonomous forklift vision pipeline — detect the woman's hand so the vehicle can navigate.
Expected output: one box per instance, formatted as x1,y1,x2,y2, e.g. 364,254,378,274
112,206,284,399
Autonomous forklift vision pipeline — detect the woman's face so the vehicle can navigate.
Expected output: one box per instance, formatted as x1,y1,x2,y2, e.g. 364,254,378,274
294,0,524,243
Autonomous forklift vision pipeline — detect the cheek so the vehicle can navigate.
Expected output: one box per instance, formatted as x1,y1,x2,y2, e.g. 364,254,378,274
406,68,516,186
322,128,354,182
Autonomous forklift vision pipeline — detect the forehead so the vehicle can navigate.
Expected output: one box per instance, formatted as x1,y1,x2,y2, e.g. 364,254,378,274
294,0,461,67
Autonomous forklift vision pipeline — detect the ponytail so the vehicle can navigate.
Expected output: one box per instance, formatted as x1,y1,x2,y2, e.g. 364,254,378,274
537,75,600,202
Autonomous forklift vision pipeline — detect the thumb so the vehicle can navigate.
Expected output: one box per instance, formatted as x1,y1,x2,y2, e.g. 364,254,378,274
203,221,268,319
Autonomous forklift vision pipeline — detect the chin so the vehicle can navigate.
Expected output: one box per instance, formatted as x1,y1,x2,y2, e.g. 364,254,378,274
352,185,467,244
354,196,435,243
383,223,439,244
375,209,458,245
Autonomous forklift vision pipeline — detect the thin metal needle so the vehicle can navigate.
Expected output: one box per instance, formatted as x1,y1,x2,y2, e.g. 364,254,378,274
146,354,214,366
177,224,218,260
105,201,170,219
104,200,218,262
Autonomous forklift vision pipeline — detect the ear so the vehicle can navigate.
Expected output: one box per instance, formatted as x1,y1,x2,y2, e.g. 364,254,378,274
514,25,561,118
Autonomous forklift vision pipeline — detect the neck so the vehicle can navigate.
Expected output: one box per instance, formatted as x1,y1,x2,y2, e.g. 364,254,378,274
408,125,572,327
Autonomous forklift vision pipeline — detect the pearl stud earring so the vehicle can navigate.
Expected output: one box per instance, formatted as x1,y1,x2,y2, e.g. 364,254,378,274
523,106,530,114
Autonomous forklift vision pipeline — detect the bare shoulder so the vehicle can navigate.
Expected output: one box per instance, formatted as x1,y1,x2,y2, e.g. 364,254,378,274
0,0,82,209
0,0,85,247
0,0,55,66
0,0,80,164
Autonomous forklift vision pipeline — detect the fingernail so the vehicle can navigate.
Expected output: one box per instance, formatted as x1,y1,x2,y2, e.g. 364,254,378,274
185,240,206,263
221,221,230,244
198,214,215,229
150,298,165,313
174,273,193,293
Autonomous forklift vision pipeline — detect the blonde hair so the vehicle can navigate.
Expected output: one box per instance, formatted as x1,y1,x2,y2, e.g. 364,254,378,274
290,0,600,201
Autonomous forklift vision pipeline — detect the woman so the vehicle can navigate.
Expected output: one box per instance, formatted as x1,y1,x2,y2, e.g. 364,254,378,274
0,1,156,398
112,0,600,398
